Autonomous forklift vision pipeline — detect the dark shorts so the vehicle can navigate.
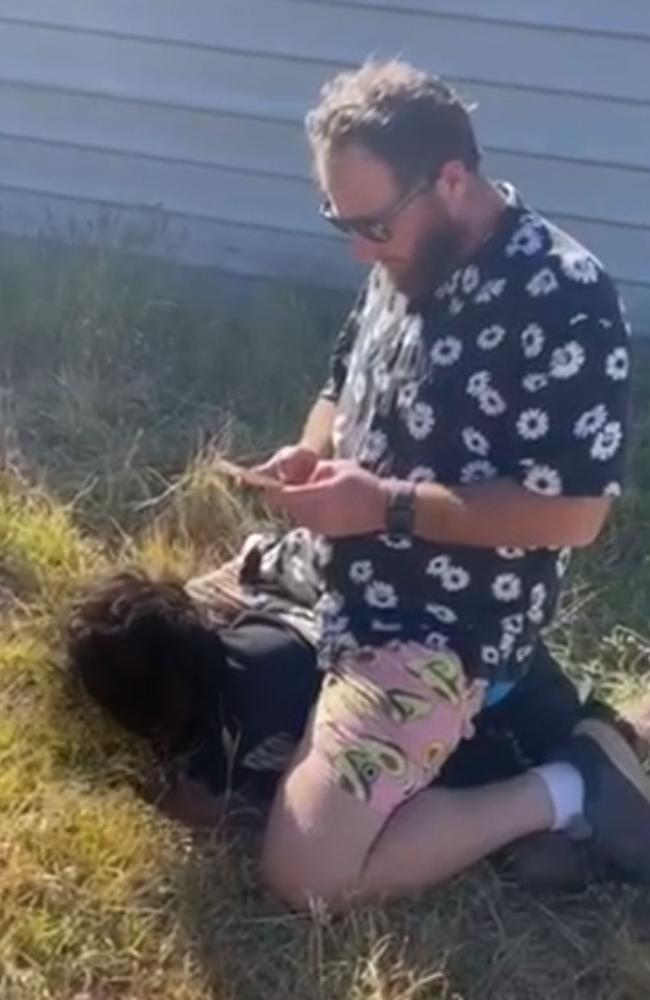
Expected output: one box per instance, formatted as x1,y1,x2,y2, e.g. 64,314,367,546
439,640,581,788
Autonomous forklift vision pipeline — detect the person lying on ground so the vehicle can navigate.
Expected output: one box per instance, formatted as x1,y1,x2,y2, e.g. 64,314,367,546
66,530,641,891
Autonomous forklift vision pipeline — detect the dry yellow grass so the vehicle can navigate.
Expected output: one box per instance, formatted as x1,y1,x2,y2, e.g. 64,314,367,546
1,456,650,1000
1,238,649,998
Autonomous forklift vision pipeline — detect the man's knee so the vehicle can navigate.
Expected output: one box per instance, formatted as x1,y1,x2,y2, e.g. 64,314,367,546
261,832,353,911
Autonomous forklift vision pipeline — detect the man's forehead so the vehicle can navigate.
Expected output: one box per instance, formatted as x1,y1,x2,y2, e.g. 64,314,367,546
319,146,399,212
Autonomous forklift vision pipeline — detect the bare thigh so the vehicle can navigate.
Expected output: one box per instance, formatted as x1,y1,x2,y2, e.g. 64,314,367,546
261,643,484,907
261,713,388,907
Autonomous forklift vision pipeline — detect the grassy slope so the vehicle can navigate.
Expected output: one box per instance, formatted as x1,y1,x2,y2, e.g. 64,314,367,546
1,239,649,999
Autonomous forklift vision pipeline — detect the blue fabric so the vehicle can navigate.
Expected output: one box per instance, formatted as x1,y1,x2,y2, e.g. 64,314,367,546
484,680,516,708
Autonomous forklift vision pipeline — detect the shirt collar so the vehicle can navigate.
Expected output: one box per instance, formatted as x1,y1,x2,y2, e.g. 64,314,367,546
426,182,529,313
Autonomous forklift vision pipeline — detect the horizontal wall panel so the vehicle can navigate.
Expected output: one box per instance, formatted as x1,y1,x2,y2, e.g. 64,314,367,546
2,1,650,103
323,0,650,39
4,23,650,172
0,1,648,331
4,77,650,178
0,83,309,178
3,99,649,234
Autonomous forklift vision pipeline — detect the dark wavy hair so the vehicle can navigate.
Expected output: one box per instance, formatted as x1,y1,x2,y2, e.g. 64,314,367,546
306,59,480,189
66,570,223,752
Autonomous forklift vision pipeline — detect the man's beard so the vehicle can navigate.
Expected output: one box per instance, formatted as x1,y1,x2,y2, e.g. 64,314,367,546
383,220,465,299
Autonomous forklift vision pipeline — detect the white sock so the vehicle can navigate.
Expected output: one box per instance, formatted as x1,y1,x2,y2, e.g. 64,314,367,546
531,762,585,831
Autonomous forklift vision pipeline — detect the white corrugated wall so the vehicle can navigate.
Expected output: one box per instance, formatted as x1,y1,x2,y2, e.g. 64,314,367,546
0,0,649,326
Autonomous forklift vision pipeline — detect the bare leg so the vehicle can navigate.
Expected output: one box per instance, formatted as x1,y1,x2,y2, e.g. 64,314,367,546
262,731,554,911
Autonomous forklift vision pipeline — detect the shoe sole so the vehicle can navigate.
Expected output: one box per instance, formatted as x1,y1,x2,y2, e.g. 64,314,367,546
573,717,650,880
574,718,650,802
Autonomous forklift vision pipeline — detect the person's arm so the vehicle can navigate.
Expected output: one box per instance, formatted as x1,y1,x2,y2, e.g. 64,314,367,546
299,397,337,457
270,462,610,547
411,477,610,548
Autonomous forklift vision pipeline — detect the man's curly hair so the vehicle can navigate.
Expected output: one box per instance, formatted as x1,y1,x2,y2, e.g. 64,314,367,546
306,59,480,189
66,570,220,745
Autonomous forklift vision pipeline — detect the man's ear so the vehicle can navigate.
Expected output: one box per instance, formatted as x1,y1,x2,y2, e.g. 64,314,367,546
436,160,470,206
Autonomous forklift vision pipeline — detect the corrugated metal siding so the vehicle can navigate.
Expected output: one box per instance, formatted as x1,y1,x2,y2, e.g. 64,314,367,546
0,0,649,325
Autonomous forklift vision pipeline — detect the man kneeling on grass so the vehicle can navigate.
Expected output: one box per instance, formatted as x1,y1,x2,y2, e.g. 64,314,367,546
67,530,643,894
250,60,650,911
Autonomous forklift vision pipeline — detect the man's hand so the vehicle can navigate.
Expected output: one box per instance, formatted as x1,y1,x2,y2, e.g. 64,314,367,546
253,444,320,486
267,460,389,537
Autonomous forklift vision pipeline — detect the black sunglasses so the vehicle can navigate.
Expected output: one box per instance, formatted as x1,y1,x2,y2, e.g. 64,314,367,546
319,177,433,244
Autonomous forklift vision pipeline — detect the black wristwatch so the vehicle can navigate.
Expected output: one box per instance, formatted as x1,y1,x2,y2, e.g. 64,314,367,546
385,481,417,537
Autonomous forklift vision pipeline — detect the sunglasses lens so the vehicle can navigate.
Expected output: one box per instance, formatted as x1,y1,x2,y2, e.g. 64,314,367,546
320,201,391,242
359,222,391,243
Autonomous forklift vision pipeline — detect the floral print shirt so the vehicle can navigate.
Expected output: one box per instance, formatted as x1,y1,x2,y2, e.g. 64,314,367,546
317,183,630,683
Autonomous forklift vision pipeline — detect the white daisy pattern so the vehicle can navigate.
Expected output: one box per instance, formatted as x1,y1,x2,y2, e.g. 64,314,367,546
475,277,507,304
365,581,398,610
527,268,559,298
522,463,563,496
431,336,462,367
481,645,500,666
467,371,491,398
360,428,387,464
426,555,451,577
522,372,549,393
349,560,374,585
462,427,490,456
591,421,623,461
398,381,419,409
441,565,471,592
561,252,600,285
478,324,507,350
516,408,549,441
462,264,480,294
574,404,608,439
461,459,498,483
550,341,586,379
492,573,522,602
425,603,458,625
379,533,413,550
606,347,630,382
424,631,449,650
521,323,545,359
516,645,534,664
528,582,547,624
478,387,506,417
502,613,525,635
497,547,526,559
506,219,544,258
317,186,628,686
406,401,435,440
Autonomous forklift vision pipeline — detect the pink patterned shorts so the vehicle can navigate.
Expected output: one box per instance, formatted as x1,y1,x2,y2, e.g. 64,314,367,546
311,642,487,814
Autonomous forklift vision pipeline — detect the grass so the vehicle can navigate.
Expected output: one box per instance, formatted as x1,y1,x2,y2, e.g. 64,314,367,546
1,235,650,998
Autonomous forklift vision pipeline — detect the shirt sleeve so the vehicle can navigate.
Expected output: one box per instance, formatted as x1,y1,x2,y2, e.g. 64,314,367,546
505,281,630,499
319,281,369,403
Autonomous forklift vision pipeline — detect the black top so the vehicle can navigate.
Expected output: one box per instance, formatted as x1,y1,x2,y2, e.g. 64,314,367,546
179,610,320,795
317,183,630,685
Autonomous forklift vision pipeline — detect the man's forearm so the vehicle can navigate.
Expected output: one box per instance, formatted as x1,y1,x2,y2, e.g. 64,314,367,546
300,397,337,458
410,478,611,549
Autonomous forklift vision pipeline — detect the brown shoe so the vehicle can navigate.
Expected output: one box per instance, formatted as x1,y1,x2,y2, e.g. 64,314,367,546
497,831,591,893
